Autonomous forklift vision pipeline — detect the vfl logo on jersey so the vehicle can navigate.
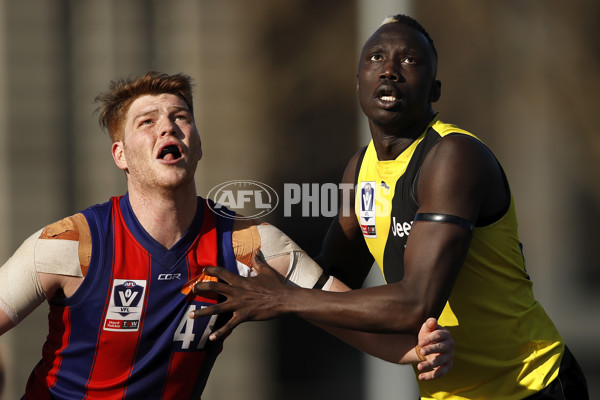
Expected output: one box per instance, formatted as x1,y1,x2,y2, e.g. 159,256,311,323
359,181,377,238
104,279,147,332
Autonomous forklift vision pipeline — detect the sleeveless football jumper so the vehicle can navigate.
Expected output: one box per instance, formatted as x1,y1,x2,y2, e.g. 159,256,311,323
355,117,564,400
24,195,237,400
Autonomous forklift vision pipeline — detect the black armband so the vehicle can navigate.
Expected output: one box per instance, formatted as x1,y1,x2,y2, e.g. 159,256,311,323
413,213,474,232
312,272,331,289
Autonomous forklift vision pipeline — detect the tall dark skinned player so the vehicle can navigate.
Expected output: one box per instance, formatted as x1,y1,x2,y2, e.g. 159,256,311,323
192,14,589,400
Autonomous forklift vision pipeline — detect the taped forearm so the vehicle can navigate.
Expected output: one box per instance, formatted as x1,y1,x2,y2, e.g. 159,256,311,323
256,224,332,289
232,220,332,289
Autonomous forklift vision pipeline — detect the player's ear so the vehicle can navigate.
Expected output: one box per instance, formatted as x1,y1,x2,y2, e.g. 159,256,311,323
429,80,441,102
112,141,128,171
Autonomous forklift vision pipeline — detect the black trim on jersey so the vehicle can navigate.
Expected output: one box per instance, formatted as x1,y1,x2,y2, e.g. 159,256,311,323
414,213,474,231
410,136,443,207
354,146,368,187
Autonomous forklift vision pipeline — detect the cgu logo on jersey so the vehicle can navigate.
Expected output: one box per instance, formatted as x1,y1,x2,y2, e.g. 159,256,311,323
104,279,147,332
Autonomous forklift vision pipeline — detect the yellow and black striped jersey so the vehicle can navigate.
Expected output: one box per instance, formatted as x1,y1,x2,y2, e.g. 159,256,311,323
355,116,564,400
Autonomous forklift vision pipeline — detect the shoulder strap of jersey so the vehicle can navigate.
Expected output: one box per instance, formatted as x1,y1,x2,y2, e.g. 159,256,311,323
354,145,368,186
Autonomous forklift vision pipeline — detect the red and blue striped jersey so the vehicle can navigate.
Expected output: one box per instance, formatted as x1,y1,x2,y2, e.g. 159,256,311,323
23,194,237,399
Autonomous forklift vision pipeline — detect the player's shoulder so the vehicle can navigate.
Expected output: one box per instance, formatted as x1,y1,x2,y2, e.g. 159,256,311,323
231,216,268,267
419,132,506,208
37,213,91,277
430,133,497,171
430,119,489,156
41,213,90,241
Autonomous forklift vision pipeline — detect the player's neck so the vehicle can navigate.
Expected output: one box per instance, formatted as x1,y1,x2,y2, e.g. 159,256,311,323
369,114,433,161
127,184,198,250
371,134,415,161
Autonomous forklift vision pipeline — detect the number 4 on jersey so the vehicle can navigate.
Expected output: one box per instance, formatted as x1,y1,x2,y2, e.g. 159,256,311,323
173,304,218,350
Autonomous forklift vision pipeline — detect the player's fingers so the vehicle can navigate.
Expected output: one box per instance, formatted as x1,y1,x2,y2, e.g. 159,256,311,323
418,370,436,381
417,349,453,371
416,357,437,372
421,338,452,356
418,364,449,381
251,251,271,274
421,330,453,354
424,317,439,331
207,316,243,341
201,266,240,284
190,303,225,319
417,344,445,366
418,317,439,345
417,355,453,381
421,330,453,352
417,362,438,381
431,349,452,367
191,280,230,298
428,361,452,380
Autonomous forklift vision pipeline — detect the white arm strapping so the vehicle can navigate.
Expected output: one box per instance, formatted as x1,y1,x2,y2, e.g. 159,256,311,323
0,229,46,324
256,224,329,289
0,228,83,325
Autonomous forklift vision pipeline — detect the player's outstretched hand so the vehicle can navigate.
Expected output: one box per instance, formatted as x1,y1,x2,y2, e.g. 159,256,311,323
189,253,290,341
415,318,454,381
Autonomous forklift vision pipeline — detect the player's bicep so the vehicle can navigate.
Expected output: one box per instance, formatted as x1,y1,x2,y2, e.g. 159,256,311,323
0,307,16,335
417,135,495,222
232,220,331,289
403,136,489,316
0,214,89,329
0,229,47,326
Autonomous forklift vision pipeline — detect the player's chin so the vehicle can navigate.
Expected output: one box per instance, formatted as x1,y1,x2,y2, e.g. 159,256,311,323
159,169,195,188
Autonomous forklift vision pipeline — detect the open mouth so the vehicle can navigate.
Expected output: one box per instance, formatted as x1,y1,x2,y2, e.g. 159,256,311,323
159,145,182,161
376,86,400,102
375,85,401,109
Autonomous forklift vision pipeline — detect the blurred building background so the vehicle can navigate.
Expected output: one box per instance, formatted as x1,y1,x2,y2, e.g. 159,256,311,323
0,0,598,399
